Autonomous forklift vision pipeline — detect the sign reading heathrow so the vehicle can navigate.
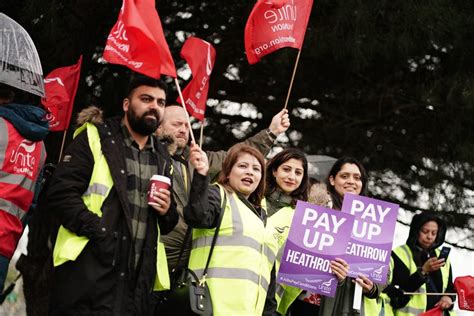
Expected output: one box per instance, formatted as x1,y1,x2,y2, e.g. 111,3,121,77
277,201,354,297
341,194,399,284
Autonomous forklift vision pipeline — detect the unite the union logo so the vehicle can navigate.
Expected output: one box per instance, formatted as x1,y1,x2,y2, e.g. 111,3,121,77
9,139,37,176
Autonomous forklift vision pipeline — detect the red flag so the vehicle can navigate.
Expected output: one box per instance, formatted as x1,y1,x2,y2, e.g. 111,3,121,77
177,37,216,121
455,275,474,311
41,55,82,132
419,306,442,316
244,0,313,64
103,0,176,78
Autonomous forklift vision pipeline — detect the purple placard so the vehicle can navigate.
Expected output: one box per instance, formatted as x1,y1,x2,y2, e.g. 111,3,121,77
341,194,399,284
277,200,354,297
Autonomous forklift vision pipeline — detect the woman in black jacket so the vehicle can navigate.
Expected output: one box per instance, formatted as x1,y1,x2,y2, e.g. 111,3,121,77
184,143,278,315
319,157,383,316
384,212,456,315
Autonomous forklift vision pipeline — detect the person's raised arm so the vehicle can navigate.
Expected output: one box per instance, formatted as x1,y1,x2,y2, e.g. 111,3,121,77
206,109,290,179
267,108,290,138
184,144,222,228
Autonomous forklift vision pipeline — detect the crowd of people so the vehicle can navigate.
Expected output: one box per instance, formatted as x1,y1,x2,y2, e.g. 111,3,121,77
0,74,456,315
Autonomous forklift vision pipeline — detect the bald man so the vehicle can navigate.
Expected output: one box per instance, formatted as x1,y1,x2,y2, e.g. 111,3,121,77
156,105,290,271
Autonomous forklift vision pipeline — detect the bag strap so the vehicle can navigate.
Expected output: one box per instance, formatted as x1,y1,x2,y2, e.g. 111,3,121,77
201,187,227,282
174,226,192,270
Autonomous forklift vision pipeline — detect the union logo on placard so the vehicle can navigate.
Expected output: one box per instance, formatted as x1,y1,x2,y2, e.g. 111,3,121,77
319,278,333,294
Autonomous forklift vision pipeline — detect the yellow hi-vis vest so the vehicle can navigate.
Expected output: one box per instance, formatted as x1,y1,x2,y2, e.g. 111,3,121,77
364,293,383,315
188,185,278,316
389,244,454,316
379,256,395,316
52,123,170,290
266,205,302,315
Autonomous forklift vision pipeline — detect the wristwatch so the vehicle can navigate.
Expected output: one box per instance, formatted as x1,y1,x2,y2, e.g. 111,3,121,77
266,128,277,141
418,267,428,277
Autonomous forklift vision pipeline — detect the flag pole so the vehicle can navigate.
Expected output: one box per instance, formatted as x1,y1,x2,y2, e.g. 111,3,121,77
199,120,204,148
57,130,68,164
403,292,457,296
282,49,302,110
174,78,196,144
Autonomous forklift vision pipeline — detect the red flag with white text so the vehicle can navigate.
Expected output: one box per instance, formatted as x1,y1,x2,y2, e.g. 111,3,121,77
177,37,216,121
455,275,474,311
103,0,176,78
244,0,313,64
41,55,82,131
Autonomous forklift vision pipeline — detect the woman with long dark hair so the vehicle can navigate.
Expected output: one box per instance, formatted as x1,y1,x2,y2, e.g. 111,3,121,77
265,148,309,216
266,149,348,315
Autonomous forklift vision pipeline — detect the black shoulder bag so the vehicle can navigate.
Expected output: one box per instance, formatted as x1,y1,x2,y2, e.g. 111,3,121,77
155,227,193,314
188,191,227,315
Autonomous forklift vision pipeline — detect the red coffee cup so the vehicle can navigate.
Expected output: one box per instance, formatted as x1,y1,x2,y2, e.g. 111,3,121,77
148,175,171,207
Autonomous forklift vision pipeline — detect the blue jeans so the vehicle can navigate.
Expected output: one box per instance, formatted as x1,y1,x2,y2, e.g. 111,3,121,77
0,255,9,293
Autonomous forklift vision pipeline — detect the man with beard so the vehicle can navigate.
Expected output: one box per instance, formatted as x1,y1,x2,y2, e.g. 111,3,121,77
156,104,290,272
46,74,178,315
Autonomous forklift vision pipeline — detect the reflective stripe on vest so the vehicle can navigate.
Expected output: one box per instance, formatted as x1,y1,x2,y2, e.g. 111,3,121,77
0,171,35,188
188,185,278,315
0,197,23,218
0,118,46,258
192,267,270,290
52,123,170,290
393,244,452,316
193,233,275,264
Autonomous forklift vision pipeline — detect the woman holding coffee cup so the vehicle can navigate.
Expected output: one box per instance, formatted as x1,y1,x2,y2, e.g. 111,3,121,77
184,143,278,315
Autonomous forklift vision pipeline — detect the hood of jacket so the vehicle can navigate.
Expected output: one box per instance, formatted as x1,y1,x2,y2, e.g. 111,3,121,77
406,212,447,251
0,103,49,141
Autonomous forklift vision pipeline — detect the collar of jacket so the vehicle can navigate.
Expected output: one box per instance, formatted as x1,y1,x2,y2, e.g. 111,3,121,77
97,117,164,152
267,189,294,208
224,186,266,224
0,103,49,141
172,144,191,162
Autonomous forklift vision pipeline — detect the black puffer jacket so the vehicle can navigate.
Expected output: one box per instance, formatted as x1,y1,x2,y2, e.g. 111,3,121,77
47,117,178,315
